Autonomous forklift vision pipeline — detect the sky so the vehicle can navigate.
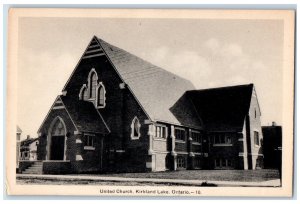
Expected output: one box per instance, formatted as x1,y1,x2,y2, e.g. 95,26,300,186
17,17,284,139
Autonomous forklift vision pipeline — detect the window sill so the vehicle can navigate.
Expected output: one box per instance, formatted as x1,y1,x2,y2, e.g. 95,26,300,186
192,142,202,145
87,98,95,102
43,160,71,162
213,144,233,147
214,167,234,170
175,140,186,143
153,138,167,141
84,146,95,150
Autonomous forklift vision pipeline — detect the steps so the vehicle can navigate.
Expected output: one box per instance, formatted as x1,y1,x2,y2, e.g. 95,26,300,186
22,162,43,174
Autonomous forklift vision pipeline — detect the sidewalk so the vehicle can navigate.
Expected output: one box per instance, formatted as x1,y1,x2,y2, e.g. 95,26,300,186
16,174,281,187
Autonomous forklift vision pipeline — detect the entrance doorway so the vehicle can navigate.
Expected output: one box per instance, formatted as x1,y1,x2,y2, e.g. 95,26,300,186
48,117,66,160
50,136,65,160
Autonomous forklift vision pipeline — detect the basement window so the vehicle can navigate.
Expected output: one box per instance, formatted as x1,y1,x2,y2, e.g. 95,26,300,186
194,157,201,168
215,158,232,168
177,156,186,168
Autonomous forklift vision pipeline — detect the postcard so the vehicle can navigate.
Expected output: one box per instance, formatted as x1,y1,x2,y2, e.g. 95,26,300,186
6,8,295,197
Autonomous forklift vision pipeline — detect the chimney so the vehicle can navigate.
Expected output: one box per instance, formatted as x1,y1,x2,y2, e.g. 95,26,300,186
272,121,277,126
26,135,30,140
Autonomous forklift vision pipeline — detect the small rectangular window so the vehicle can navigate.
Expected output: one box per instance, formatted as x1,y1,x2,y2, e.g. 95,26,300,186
214,134,232,144
156,126,161,137
192,131,201,143
84,133,95,147
194,158,201,167
220,135,225,144
227,159,232,167
175,128,185,141
215,158,232,168
162,127,166,138
215,158,220,167
221,158,226,167
177,156,186,168
214,135,220,144
254,131,259,146
155,125,167,138
225,135,232,144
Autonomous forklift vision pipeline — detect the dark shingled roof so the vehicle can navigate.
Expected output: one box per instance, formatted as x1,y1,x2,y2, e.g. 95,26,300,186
21,137,38,146
169,93,203,128
186,84,254,132
60,96,110,134
97,37,196,126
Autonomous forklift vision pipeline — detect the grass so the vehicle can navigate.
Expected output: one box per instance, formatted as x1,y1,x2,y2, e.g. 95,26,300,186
17,178,216,186
95,169,280,182
17,178,169,186
16,169,280,186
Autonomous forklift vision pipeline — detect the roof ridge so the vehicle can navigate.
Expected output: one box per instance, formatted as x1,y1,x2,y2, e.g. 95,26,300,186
97,36,195,88
187,83,254,93
21,137,39,143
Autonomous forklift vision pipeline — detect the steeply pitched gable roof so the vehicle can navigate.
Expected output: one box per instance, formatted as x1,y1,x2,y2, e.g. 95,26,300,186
60,96,110,134
169,92,203,128
187,84,254,132
97,37,197,126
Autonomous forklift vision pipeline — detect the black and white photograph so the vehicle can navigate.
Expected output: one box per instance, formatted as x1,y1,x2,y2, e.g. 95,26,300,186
6,8,294,197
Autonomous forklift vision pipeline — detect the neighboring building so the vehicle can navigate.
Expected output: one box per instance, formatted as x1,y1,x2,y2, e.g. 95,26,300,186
262,122,282,169
16,126,22,169
34,36,264,174
20,135,39,161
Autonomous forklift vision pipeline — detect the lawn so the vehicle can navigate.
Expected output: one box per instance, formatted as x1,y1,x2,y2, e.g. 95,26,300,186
17,169,279,186
17,178,171,186
95,169,280,182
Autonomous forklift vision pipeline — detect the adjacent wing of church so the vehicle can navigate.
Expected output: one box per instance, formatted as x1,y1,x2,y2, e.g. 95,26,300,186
24,36,264,174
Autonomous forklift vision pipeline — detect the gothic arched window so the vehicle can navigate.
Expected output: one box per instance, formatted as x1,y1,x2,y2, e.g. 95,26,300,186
79,84,87,100
97,83,106,107
130,117,141,140
51,119,65,136
88,69,98,99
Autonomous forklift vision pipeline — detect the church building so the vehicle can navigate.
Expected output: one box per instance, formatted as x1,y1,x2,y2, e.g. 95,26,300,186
22,36,264,174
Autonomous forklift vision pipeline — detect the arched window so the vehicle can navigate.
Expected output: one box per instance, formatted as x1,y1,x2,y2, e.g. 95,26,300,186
51,119,65,136
79,84,87,100
130,117,141,140
97,83,106,107
88,69,98,99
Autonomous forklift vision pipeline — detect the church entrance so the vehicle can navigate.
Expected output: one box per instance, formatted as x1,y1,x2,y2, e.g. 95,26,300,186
48,117,66,160
50,136,65,160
